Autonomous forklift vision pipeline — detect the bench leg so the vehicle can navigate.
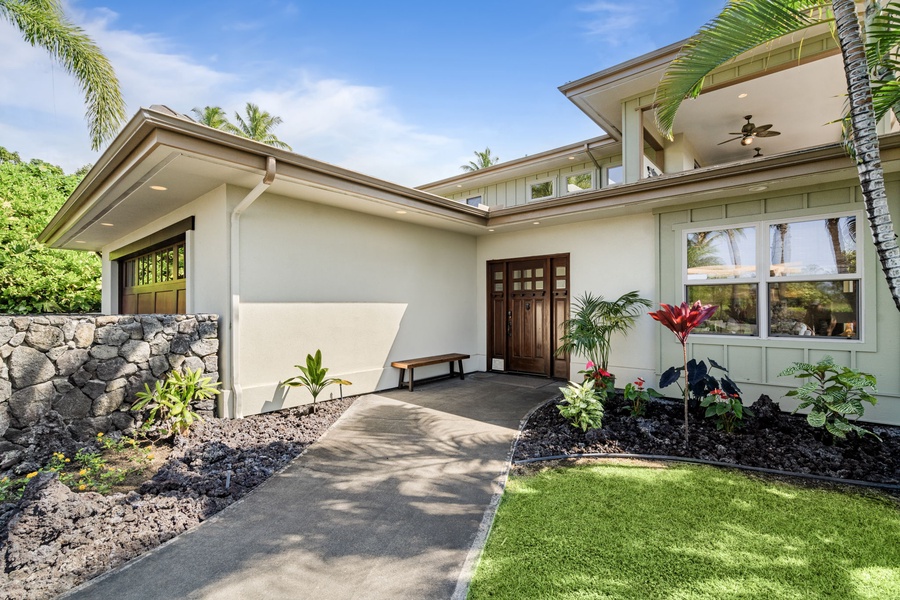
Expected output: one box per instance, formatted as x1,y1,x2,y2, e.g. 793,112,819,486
398,368,405,390
449,361,455,378
458,359,465,380
408,368,414,392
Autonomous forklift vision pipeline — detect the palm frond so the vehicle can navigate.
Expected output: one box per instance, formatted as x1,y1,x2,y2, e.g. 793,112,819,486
0,0,126,150
655,0,828,139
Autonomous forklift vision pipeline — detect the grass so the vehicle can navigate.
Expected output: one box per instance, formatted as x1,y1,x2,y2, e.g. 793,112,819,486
468,461,900,599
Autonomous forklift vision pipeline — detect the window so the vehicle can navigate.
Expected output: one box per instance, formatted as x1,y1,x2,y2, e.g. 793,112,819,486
466,195,482,207
529,179,554,201
604,165,623,187
565,172,593,194
683,214,861,340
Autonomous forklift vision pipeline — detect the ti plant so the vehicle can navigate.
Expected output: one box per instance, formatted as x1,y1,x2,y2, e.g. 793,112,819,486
132,368,220,437
283,350,352,413
779,356,880,440
557,379,604,432
649,301,717,445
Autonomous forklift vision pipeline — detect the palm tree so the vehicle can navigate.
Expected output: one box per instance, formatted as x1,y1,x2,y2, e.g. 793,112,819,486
460,147,499,172
227,102,292,150
1,0,125,150
191,106,231,131
654,0,900,312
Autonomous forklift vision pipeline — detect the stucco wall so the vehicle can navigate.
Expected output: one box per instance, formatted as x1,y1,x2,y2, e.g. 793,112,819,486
475,212,659,386
0,314,218,474
233,191,478,415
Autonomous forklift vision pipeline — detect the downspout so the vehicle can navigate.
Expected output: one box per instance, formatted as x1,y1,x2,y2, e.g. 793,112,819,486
228,156,276,418
584,143,603,171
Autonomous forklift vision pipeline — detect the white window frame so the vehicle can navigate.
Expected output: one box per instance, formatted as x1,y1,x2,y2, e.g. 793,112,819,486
528,178,555,201
681,209,865,343
465,195,483,207
602,164,623,188
563,170,594,195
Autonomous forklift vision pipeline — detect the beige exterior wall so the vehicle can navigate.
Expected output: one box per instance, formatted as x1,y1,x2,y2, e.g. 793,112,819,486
100,185,231,317
656,177,900,425
475,212,658,385
233,190,478,416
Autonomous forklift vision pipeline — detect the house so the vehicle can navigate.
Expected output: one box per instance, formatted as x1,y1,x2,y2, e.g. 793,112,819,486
39,28,900,425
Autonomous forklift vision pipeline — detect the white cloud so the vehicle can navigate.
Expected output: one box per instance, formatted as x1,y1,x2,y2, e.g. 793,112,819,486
0,7,463,185
577,1,676,47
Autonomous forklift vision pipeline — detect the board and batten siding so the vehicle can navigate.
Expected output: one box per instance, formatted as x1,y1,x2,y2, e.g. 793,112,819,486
447,157,620,207
655,177,900,425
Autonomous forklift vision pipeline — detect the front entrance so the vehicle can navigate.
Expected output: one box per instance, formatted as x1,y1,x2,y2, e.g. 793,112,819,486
487,254,569,378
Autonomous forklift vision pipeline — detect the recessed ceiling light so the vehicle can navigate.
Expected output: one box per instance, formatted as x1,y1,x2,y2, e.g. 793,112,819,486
568,156,576,160
395,210,407,214
100,222,114,227
749,185,768,192
149,185,167,191
75,240,86,244
738,93,748,98
456,184,462,188
488,229,495,232
533,221,540,225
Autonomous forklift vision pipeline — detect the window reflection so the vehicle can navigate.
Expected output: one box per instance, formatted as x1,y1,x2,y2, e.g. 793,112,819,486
769,281,859,338
687,284,758,335
770,217,856,277
687,227,757,280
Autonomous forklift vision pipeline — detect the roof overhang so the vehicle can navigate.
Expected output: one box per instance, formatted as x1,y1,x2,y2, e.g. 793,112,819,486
39,108,490,251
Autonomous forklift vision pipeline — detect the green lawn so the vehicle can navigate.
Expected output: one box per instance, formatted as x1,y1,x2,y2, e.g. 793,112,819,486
469,462,900,600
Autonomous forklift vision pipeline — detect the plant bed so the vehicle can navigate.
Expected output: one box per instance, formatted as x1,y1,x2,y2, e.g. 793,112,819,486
514,393,900,486
0,397,354,600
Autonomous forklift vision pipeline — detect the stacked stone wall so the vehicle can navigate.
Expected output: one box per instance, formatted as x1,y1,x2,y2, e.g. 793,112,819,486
0,314,219,474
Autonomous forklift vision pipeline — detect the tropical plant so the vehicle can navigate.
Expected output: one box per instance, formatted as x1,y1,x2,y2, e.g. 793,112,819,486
0,151,101,313
460,147,499,172
556,291,652,372
0,0,125,150
226,102,293,150
659,358,743,409
191,105,232,130
649,301,718,444
622,377,662,417
700,388,753,433
778,356,880,439
557,379,604,432
132,368,220,436
283,350,352,413
579,361,617,400
653,0,900,312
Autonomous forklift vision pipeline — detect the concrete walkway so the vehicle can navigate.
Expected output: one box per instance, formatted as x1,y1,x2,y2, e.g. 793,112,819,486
66,373,559,600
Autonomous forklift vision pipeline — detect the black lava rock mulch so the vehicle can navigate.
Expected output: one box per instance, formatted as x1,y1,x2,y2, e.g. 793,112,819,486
0,398,353,600
515,394,900,485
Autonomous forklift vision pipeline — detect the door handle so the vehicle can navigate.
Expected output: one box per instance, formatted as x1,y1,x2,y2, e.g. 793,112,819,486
507,310,512,338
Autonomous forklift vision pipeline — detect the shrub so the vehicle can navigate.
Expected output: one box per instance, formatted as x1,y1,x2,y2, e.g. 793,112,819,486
557,379,604,432
778,356,879,440
660,358,743,409
579,362,616,401
622,377,661,417
133,368,220,436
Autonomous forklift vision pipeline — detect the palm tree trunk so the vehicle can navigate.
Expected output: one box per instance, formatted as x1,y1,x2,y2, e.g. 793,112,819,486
833,0,900,311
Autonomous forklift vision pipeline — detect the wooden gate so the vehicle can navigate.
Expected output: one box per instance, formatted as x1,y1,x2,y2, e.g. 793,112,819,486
120,238,187,314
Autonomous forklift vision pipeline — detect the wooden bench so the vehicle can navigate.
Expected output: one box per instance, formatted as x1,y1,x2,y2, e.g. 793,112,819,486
391,353,470,391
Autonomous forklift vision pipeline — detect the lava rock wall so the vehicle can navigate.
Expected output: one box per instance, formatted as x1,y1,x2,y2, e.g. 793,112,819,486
0,314,219,474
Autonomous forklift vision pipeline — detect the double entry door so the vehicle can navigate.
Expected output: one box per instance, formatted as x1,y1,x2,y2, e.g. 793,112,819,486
487,254,569,378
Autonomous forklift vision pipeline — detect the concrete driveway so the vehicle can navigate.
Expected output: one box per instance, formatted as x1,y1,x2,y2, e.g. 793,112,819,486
64,372,559,600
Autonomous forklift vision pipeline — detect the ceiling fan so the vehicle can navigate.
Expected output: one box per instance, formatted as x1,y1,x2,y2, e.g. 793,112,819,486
718,115,781,146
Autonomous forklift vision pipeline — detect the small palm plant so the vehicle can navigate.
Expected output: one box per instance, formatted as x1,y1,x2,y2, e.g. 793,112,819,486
132,368,220,437
283,350,352,413
556,291,651,372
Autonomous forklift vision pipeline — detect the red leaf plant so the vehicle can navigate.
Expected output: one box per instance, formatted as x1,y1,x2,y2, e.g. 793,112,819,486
649,301,717,444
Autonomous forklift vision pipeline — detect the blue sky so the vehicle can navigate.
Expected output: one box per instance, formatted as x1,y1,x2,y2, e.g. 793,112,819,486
0,0,724,185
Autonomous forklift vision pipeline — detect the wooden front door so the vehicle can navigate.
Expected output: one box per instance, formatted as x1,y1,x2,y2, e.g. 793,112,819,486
488,254,569,377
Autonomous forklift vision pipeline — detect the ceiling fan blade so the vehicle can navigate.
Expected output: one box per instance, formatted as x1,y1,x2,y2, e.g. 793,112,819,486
752,124,774,133
756,130,781,137
718,136,743,145
728,132,744,135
